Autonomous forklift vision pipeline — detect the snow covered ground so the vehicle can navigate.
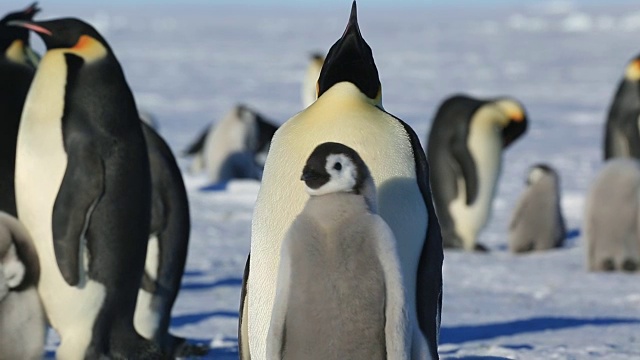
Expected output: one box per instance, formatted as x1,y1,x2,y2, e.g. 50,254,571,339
8,1,640,358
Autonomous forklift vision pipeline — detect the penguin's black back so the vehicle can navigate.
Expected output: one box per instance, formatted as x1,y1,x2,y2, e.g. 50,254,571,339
604,79,640,159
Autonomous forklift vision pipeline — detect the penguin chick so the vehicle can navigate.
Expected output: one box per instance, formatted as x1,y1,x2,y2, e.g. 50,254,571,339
509,164,566,253
267,142,421,360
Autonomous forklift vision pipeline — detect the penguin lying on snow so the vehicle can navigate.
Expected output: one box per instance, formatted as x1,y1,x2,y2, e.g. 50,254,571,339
0,2,40,217
584,159,640,272
0,212,45,360
242,2,443,359
301,52,324,108
12,18,165,358
427,94,528,251
267,142,427,360
509,164,566,253
603,54,640,160
183,104,279,184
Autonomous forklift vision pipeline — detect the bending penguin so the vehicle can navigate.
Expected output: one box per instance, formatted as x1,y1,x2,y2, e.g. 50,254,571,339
0,3,40,216
136,122,206,356
603,54,640,160
12,18,165,358
584,159,640,272
241,3,443,359
183,104,279,184
301,52,324,108
427,94,527,251
0,212,45,360
267,142,426,360
508,164,566,253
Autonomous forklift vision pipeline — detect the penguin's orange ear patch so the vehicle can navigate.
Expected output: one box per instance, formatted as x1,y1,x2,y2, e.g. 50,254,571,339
69,35,107,62
508,109,524,122
625,59,640,81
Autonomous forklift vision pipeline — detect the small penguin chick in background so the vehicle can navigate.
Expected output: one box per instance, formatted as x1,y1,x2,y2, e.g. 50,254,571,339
509,164,566,253
267,142,423,360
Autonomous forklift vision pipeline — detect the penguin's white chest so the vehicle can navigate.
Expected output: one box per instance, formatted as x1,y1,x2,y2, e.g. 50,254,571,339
449,121,502,249
14,52,105,357
249,82,427,357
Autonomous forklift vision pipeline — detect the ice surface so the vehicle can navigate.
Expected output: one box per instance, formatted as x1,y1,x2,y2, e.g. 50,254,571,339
5,1,638,358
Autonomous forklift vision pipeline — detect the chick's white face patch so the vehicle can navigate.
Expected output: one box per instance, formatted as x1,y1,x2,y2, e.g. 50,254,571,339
306,153,357,196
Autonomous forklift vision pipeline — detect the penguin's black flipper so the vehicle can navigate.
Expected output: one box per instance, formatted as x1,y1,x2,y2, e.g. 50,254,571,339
52,142,105,286
238,254,250,360
182,124,211,156
451,136,478,205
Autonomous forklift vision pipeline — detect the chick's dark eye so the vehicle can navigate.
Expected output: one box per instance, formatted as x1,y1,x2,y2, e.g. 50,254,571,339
333,162,342,171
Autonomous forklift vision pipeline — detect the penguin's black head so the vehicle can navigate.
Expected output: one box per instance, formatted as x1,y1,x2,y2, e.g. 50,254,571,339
0,3,40,55
317,1,381,102
301,142,370,196
494,98,528,148
8,17,111,55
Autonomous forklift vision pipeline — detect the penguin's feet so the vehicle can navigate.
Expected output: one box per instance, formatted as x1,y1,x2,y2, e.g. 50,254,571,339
622,258,638,272
111,336,169,360
601,258,615,271
473,243,489,252
171,335,210,358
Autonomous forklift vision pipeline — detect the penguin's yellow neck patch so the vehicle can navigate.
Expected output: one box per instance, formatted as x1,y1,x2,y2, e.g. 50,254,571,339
5,39,27,65
67,35,107,63
625,59,640,81
494,99,524,123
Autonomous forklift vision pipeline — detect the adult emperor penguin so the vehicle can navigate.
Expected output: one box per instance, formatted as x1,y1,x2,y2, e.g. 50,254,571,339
135,122,206,357
584,159,640,272
12,18,164,358
508,164,566,253
0,212,45,360
241,2,443,359
603,54,640,160
267,142,426,360
301,52,324,108
427,94,527,251
183,104,279,183
0,3,40,216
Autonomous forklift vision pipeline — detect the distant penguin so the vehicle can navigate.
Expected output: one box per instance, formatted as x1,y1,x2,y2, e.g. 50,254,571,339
135,122,206,356
603,54,640,160
508,164,566,253
301,52,324,108
0,3,40,216
183,104,279,184
241,3,443,359
12,18,164,358
427,94,528,251
267,142,425,360
0,212,45,360
584,159,640,272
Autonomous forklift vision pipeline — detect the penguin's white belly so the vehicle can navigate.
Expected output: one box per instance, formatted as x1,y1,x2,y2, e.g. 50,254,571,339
14,52,105,359
134,234,161,340
249,82,427,358
449,123,502,249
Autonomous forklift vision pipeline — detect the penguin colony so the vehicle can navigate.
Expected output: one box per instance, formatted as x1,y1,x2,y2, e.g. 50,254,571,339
0,0,639,359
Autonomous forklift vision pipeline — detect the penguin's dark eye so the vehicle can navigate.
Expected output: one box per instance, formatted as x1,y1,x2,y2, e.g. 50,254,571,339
333,162,342,171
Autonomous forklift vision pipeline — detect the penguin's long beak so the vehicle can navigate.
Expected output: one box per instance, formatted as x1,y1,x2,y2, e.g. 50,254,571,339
317,1,381,102
7,20,52,36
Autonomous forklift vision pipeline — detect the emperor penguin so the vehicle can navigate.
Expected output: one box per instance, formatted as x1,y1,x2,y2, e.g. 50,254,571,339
267,142,426,360
301,52,324,108
136,122,207,357
427,94,528,251
584,159,640,272
508,164,566,253
0,212,45,360
241,2,443,359
0,3,40,216
12,18,165,358
603,54,640,160
183,104,279,184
